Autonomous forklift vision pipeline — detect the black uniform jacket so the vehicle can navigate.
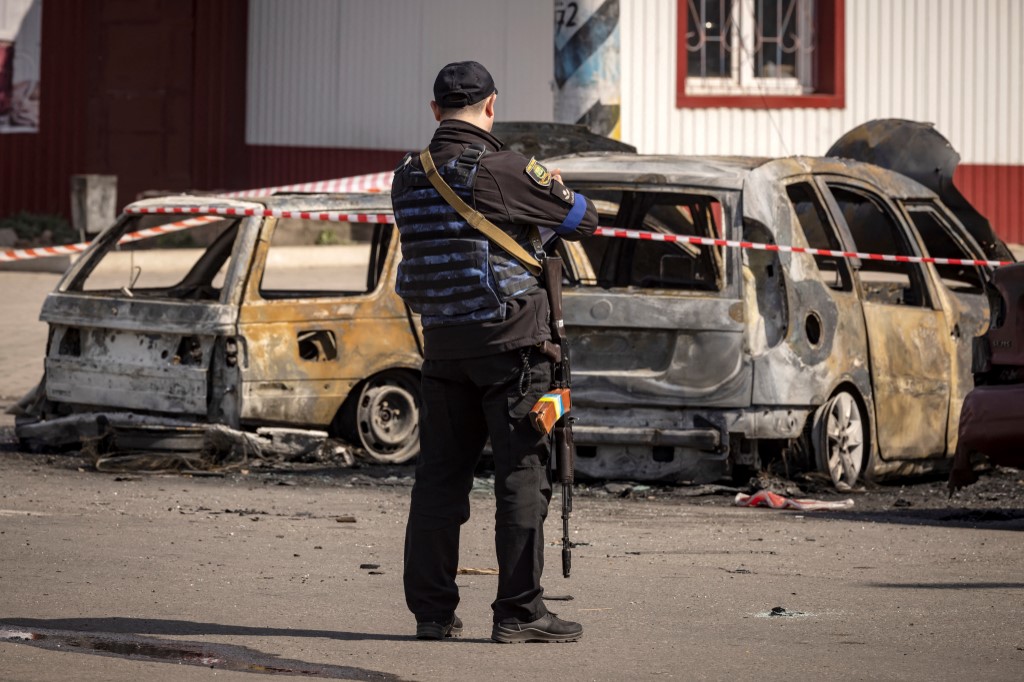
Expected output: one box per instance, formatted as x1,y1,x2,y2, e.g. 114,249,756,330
401,119,598,360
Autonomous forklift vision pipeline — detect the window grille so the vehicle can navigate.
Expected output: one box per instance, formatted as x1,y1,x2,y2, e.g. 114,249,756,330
685,0,816,96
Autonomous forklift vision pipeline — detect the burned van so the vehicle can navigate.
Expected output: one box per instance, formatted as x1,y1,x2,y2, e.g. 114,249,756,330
552,153,1004,488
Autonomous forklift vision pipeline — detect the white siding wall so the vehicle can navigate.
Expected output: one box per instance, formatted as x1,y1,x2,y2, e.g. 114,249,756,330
247,0,1023,166
247,0,554,150
622,0,1024,165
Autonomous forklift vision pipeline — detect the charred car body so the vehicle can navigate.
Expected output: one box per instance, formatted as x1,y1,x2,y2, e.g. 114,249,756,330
15,121,1011,486
16,194,425,465
553,150,1001,487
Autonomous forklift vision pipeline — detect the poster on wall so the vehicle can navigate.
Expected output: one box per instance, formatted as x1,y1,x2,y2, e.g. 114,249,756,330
0,0,41,133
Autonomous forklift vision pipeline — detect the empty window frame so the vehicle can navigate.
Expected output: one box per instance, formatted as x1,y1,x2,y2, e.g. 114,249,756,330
785,181,852,291
75,216,239,300
579,190,727,292
259,221,392,299
902,202,986,294
826,185,930,307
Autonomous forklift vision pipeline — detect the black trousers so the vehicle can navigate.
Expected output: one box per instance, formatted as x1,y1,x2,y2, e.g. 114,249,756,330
404,347,553,624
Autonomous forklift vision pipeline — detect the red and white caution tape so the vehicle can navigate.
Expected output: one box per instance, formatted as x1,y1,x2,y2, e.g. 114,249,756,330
0,241,91,263
0,216,220,263
125,210,1013,268
224,171,393,198
7,205,1014,269
116,215,221,244
123,206,394,223
593,227,1014,268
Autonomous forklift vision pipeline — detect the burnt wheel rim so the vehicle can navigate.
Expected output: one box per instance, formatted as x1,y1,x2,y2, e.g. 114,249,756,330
356,382,419,462
818,392,864,489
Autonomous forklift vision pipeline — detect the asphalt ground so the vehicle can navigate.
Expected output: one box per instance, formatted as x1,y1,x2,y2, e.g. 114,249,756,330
1,252,1023,680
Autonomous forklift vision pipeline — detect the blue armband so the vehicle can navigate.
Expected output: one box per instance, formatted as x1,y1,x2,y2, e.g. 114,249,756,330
555,193,588,235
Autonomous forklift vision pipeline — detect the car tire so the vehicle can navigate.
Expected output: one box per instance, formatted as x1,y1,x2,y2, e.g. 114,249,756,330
812,390,867,490
339,371,421,464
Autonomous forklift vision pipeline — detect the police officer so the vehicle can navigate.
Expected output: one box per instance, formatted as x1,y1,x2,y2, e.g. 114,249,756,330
392,61,597,643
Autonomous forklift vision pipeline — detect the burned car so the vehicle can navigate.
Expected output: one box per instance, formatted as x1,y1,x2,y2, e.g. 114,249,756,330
16,194,425,465
15,124,1010,487
549,150,1004,488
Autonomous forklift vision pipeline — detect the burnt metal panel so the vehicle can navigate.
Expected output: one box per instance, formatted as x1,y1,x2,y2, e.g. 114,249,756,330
39,296,238,335
235,210,420,428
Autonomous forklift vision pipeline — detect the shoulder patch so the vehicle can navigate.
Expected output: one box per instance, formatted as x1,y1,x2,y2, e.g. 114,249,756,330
394,152,414,172
525,157,552,187
552,180,575,206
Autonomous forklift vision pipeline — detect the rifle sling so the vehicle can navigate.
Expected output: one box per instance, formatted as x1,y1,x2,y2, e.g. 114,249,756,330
419,148,542,276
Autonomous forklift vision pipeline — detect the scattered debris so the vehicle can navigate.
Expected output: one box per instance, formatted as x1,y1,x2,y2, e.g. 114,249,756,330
334,516,357,523
768,606,807,618
542,594,574,601
358,563,379,570
18,413,356,474
734,490,854,511
456,567,499,575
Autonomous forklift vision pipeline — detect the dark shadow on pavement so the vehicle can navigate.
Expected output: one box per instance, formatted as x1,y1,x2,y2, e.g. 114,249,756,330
0,619,409,680
1,616,415,641
810,508,1024,530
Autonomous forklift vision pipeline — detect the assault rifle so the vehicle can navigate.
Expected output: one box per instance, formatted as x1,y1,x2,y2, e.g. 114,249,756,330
528,255,575,578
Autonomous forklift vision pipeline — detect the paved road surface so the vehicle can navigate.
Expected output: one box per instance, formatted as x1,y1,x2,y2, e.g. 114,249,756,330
0,453,1022,681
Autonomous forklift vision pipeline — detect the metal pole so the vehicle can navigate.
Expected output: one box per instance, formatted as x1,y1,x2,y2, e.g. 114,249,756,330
553,0,621,139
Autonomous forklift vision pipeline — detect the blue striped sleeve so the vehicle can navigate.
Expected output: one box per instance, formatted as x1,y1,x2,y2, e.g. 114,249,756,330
555,193,588,235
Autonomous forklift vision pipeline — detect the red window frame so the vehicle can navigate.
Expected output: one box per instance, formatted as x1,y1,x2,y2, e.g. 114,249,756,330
676,0,845,109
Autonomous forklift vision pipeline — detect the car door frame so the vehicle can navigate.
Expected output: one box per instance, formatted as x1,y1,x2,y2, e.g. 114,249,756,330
814,175,955,461
898,198,993,453
235,218,421,429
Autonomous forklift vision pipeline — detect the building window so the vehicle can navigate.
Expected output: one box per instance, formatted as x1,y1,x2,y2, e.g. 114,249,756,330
677,0,844,108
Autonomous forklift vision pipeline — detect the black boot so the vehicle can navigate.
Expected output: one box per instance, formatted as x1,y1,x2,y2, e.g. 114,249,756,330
491,613,582,643
416,614,463,640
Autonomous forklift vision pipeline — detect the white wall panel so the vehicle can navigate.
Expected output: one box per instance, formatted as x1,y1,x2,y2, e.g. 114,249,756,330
247,0,553,150
248,0,1023,166
619,0,1024,165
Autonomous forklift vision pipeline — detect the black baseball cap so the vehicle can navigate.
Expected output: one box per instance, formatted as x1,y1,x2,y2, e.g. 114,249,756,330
433,61,497,108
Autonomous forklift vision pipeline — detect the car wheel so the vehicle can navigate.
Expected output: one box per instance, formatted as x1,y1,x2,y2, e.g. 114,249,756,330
813,391,865,490
348,372,420,464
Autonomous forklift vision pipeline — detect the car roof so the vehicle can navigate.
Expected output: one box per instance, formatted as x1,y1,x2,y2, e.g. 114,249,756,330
124,192,394,213
547,152,937,199
545,153,770,190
